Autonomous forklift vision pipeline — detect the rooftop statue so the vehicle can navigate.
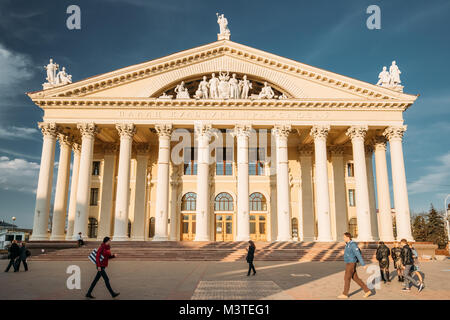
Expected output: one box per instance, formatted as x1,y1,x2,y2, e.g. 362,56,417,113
216,13,230,40
389,61,401,86
43,59,73,89
376,60,403,92
376,66,390,87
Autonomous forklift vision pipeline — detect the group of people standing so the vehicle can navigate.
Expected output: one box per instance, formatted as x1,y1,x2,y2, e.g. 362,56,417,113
376,239,424,292
4,240,30,272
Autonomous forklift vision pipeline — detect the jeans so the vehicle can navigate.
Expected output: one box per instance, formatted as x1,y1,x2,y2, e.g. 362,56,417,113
403,265,419,288
87,267,115,296
4,258,17,272
343,263,370,296
247,262,256,275
15,258,28,271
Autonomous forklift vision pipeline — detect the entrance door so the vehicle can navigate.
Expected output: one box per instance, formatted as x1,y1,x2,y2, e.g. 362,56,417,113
181,213,196,241
215,214,233,241
250,214,267,241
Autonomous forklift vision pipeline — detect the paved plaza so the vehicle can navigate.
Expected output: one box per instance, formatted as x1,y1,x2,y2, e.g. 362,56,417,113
1,259,449,300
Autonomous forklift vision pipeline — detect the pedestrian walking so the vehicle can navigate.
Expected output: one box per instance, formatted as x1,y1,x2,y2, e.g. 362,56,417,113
4,240,20,272
246,240,256,276
409,243,424,292
375,241,391,283
400,239,423,292
391,242,404,282
77,232,85,247
15,242,30,272
85,237,119,299
338,232,372,299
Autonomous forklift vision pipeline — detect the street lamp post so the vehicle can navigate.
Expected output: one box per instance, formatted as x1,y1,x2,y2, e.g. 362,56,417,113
445,194,450,254
11,217,16,242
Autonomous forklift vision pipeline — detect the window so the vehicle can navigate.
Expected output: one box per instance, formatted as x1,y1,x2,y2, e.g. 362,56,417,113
90,188,99,206
181,192,197,211
5,235,14,241
348,218,358,238
249,148,265,175
249,192,267,211
347,162,354,177
214,192,234,211
92,161,100,176
183,147,197,175
149,217,155,238
291,218,298,239
216,147,233,175
15,235,22,241
348,189,356,207
88,218,98,238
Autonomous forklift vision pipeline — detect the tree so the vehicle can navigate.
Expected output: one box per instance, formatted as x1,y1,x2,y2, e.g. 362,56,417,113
426,204,448,249
412,214,428,241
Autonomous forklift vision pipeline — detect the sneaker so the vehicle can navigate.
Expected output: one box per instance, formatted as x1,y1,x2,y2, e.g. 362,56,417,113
337,294,348,299
112,292,120,298
85,294,95,299
418,283,424,293
402,288,410,292
363,291,372,298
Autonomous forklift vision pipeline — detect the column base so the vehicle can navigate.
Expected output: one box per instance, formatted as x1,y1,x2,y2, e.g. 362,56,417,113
354,236,374,242
131,236,145,241
235,235,251,242
315,237,335,242
194,235,210,241
112,235,130,241
379,237,396,242
152,235,168,241
49,235,66,241
65,235,74,240
276,236,292,242
30,234,49,241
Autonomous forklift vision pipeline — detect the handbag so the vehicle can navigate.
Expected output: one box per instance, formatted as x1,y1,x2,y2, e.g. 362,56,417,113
88,248,104,265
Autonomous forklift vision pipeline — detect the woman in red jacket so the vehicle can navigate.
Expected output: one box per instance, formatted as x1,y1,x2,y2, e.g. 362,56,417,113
86,237,120,299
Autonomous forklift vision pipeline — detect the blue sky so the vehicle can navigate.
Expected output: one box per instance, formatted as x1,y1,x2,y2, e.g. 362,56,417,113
0,0,449,228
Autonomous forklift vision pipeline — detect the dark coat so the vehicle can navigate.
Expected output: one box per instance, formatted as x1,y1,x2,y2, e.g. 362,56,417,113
376,244,390,261
18,245,29,260
391,247,402,262
8,243,20,259
400,244,414,266
246,246,255,263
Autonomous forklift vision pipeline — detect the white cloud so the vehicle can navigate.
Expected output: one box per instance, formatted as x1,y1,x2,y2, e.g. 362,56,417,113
408,151,450,195
0,43,34,100
0,156,40,193
0,126,39,141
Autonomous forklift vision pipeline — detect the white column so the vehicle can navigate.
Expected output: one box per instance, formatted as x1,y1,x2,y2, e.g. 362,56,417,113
233,124,252,241
97,143,117,240
272,124,291,241
346,125,373,241
384,125,413,241
131,143,149,241
31,122,59,241
72,123,98,240
298,146,315,241
195,123,213,241
50,134,73,240
373,137,395,241
66,143,81,240
112,123,136,241
366,145,379,240
310,125,333,241
330,146,348,241
169,165,180,241
153,124,172,241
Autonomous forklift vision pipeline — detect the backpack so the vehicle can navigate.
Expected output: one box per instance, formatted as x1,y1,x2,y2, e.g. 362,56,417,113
88,248,104,265
25,249,31,257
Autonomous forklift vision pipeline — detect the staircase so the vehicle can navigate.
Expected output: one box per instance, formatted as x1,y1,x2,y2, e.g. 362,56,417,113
28,241,377,262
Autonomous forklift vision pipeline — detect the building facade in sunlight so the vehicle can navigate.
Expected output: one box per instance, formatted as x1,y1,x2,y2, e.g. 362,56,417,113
26,21,418,243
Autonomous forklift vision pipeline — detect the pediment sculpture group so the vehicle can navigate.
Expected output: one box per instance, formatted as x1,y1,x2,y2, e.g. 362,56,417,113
376,60,402,89
160,72,288,100
43,58,73,89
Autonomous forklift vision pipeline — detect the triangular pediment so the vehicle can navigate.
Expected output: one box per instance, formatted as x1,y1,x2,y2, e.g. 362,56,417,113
28,40,417,104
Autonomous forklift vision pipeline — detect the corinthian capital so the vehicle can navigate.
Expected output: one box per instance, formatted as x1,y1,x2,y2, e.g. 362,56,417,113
38,122,59,138
271,124,291,139
383,125,407,141
77,123,99,138
310,125,330,140
155,123,173,138
57,133,74,147
194,122,213,137
346,125,368,141
231,124,252,138
72,142,81,154
116,123,136,138
373,136,387,150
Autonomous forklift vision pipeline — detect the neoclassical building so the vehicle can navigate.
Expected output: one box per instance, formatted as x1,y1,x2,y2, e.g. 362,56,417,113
27,26,417,243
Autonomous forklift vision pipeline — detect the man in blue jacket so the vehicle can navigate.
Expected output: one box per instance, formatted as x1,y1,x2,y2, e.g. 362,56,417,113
338,232,372,299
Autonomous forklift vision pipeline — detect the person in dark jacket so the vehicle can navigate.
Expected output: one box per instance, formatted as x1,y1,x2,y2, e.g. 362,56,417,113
4,240,20,272
391,242,404,282
400,239,423,292
85,237,119,299
246,240,256,276
375,241,391,283
15,242,30,272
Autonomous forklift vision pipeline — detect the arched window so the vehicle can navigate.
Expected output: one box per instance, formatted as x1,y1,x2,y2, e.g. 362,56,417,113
214,192,234,211
249,192,267,211
149,217,155,238
181,192,197,211
88,218,98,238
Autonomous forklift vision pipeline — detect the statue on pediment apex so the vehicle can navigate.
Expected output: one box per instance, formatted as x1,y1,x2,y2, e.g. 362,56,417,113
389,60,401,86
376,66,390,87
216,13,230,40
